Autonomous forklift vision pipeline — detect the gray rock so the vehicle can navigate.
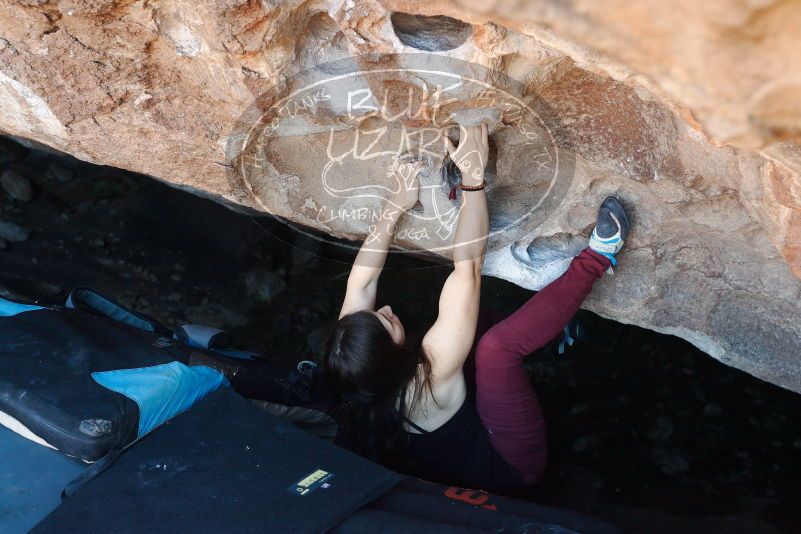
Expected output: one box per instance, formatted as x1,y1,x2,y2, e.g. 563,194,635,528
703,403,723,417
646,415,675,443
306,323,333,357
0,221,31,242
0,137,26,166
245,270,287,303
45,163,75,183
572,436,589,452
569,403,590,416
0,170,35,202
0,284,28,301
513,233,588,272
135,296,151,308
38,282,62,297
131,265,159,282
653,450,689,474
448,107,503,130
390,12,473,52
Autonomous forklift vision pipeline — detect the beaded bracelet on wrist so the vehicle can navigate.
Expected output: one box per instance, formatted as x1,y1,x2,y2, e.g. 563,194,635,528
460,181,485,191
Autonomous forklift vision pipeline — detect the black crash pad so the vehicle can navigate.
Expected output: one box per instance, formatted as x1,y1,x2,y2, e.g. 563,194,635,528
28,386,617,533
0,424,85,534
339,477,619,533
33,388,400,533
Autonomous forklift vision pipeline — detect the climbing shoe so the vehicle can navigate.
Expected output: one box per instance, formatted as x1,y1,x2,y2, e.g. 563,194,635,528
589,196,630,267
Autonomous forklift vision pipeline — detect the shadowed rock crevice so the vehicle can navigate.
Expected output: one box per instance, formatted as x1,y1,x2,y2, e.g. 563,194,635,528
512,233,588,270
390,12,473,51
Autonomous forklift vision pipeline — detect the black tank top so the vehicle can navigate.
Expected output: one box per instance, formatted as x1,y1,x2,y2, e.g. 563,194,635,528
387,386,523,493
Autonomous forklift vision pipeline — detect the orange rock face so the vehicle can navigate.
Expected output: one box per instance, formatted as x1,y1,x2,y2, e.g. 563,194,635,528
0,0,799,392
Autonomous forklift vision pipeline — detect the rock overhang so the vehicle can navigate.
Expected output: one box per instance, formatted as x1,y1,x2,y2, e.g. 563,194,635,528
0,0,799,393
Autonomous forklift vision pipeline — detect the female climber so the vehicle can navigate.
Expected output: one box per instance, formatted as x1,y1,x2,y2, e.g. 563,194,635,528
324,123,630,493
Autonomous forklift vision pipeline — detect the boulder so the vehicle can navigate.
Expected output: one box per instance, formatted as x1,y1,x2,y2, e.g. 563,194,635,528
0,221,31,243
0,1,799,392
0,169,34,202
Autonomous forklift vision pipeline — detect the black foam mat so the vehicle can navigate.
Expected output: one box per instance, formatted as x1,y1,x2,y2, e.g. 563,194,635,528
33,388,400,534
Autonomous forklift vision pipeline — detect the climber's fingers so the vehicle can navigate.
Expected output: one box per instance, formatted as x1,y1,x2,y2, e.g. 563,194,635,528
445,125,487,157
444,135,457,156
459,125,470,144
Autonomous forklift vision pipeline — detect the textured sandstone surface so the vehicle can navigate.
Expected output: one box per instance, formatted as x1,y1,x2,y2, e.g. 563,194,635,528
0,1,799,393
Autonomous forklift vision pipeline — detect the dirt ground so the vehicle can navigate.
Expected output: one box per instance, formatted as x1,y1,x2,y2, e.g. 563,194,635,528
2,138,800,533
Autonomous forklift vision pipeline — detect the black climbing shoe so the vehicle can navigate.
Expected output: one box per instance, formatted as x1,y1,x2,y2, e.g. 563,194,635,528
589,196,630,265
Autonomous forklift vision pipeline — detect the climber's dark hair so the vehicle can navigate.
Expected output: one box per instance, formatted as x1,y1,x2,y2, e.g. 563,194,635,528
324,310,434,462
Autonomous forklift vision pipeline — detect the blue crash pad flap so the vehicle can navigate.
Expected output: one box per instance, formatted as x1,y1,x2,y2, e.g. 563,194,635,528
92,362,228,438
65,287,164,333
0,424,85,534
0,297,43,317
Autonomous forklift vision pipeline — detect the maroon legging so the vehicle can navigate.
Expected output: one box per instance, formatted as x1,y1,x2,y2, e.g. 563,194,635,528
475,248,611,484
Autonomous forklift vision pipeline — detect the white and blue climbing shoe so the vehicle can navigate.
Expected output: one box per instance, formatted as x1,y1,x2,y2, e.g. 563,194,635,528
589,196,630,271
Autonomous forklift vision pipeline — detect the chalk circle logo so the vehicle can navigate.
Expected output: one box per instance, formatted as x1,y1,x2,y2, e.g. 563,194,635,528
227,54,574,260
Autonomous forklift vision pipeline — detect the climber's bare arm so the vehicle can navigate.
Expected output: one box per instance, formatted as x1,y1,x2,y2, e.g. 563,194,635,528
423,125,489,385
339,206,401,317
339,165,421,318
